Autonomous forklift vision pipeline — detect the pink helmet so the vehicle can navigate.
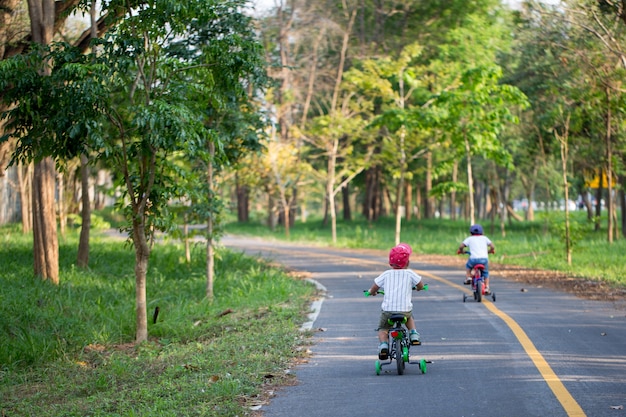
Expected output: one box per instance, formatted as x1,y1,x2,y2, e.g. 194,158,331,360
389,243,412,269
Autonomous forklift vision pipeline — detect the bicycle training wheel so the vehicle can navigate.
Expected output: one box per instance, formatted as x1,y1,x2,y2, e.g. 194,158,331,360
419,358,427,374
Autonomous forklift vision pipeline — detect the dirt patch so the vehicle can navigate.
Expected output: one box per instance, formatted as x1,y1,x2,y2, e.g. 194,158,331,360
416,254,626,305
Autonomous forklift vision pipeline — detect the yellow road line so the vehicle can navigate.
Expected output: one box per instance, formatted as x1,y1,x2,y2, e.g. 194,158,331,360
417,270,586,417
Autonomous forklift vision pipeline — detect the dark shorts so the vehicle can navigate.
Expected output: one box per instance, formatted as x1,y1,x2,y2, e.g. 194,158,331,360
466,258,489,278
377,311,412,331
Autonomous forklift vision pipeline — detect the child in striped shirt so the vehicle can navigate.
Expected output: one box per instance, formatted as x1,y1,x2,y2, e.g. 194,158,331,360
367,243,425,360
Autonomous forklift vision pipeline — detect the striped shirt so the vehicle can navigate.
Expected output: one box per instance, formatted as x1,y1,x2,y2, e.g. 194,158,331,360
374,269,422,312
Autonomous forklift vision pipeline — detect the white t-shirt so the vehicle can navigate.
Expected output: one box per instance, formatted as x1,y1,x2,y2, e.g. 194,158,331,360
463,235,492,259
374,269,422,312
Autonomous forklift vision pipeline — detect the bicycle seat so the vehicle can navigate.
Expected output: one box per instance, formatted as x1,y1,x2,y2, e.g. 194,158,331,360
473,264,485,270
388,314,408,325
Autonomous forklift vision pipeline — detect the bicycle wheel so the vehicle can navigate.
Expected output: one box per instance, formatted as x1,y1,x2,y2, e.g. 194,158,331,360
475,280,483,302
394,338,405,375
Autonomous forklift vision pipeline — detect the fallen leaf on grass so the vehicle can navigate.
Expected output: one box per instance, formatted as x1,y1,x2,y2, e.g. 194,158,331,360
183,363,200,371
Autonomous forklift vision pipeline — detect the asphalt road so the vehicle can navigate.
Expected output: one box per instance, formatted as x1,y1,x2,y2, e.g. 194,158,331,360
222,236,626,417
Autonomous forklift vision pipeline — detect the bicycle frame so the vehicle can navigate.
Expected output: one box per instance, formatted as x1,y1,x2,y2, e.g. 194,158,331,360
376,314,427,376
470,264,486,302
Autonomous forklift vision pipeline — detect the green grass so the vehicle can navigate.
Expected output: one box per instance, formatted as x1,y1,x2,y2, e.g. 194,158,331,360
0,224,317,416
225,211,626,287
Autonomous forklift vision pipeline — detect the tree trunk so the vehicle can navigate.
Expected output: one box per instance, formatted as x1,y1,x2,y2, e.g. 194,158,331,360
57,171,65,237
236,176,249,222
0,0,20,59
363,167,377,221
425,151,433,219
450,160,458,220
415,185,422,220
328,139,338,243
76,0,97,268
342,181,351,221
206,141,215,300
327,8,356,244
605,87,614,243
595,170,603,232
464,132,476,225
405,182,412,221
28,0,59,283
556,114,572,265
521,164,538,221
32,158,59,283
276,2,294,142
266,187,276,230
18,162,33,233
132,222,150,343
77,154,91,268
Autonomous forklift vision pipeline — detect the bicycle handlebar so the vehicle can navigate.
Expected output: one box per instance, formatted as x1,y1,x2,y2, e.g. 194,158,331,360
364,284,428,297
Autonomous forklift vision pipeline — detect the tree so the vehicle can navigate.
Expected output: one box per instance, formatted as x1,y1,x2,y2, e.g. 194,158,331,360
345,43,431,243
26,0,58,283
0,41,108,282
92,0,266,341
2,0,267,342
1,0,148,281
437,65,528,224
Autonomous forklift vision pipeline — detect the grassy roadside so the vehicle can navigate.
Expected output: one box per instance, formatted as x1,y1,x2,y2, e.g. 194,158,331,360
4,209,623,415
224,212,626,288
0,224,317,416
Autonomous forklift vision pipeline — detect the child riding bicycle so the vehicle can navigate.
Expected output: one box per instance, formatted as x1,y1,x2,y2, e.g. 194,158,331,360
367,243,425,360
457,224,495,294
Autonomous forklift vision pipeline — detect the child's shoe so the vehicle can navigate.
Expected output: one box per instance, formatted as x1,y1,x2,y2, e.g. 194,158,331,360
464,278,472,285
409,330,421,345
378,342,389,360
484,287,491,295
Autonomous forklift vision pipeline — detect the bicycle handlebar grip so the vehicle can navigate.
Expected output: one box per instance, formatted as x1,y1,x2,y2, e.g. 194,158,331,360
423,283,429,291
363,290,370,297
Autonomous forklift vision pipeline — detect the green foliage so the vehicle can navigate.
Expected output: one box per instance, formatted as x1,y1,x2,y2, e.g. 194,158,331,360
0,42,109,164
0,227,316,415
436,64,529,167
